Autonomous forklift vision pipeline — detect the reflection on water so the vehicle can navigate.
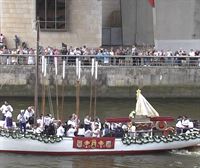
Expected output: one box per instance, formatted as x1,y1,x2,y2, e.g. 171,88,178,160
0,97,199,121
0,97,199,168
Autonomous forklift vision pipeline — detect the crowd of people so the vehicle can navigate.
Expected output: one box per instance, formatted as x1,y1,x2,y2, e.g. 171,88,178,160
0,101,35,132
0,100,138,138
0,33,200,66
0,100,199,139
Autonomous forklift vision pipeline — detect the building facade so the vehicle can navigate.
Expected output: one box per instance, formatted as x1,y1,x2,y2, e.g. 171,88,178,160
0,0,154,49
0,0,199,50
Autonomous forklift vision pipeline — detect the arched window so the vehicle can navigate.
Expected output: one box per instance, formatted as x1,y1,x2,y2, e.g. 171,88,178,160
36,0,67,31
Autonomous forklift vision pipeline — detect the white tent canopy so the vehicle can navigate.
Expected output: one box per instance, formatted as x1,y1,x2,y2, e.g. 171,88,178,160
135,89,159,117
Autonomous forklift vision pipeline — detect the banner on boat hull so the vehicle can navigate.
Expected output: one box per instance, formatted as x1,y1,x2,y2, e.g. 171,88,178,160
73,137,115,149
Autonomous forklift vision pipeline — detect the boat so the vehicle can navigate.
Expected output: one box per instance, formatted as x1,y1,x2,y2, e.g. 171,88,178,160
0,89,199,155
0,21,199,155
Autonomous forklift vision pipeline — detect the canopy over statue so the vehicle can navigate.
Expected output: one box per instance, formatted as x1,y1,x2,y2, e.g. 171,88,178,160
134,89,159,117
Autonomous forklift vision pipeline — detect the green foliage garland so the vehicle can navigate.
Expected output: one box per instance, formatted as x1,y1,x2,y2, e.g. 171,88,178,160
0,129,63,144
122,132,200,145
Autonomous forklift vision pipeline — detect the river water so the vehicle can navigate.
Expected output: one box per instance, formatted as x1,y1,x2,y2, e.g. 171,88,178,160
0,97,200,168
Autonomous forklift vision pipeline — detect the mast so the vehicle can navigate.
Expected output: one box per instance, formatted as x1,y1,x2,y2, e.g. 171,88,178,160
61,60,66,122
34,18,40,122
93,61,98,119
41,55,47,117
89,58,95,117
75,58,81,117
55,56,59,120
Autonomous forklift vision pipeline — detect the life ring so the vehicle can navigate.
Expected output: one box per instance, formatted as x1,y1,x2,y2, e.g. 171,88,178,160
163,127,175,136
155,121,167,131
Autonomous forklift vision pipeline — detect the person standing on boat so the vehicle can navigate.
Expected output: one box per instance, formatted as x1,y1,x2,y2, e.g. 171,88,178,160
92,123,101,137
24,106,35,129
84,127,92,137
37,114,44,129
33,123,43,134
102,124,111,137
56,121,65,137
66,124,76,137
175,116,184,134
67,113,79,128
127,122,136,137
44,114,55,135
181,115,190,133
4,107,13,129
84,115,91,131
91,117,102,131
0,101,13,120
77,124,85,137
114,123,125,138
17,110,28,133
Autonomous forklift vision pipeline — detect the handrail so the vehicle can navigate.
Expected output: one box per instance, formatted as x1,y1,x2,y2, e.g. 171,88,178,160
0,54,199,67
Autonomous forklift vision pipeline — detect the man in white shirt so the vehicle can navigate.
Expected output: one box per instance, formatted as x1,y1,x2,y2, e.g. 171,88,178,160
37,114,44,129
84,115,91,131
56,121,65,137
182,116,190,128
77,124,85,137
67,125,76,137
176,118,184,134
24,106,35,128
0,101,13,120
92,124,101,137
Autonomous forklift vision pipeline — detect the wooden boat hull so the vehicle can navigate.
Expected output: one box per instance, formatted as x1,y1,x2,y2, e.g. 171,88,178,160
0,136,199,155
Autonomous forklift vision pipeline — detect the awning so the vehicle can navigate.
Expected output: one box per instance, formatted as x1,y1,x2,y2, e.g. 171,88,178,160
150,116,174,122
105,118,131,123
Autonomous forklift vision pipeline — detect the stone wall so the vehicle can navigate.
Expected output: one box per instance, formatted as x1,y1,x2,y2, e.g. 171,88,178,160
0,65,200,98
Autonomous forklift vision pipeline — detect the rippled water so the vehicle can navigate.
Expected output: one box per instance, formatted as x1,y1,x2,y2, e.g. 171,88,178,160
0,97,199,168
0,151,200,168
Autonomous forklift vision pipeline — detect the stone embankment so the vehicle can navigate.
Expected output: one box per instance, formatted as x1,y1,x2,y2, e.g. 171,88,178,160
0,65,200,98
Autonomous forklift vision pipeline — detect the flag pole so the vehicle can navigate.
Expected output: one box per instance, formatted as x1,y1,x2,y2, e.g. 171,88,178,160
34,18,40,123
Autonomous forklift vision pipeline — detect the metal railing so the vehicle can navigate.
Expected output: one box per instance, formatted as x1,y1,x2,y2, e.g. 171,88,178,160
0,54,200,67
